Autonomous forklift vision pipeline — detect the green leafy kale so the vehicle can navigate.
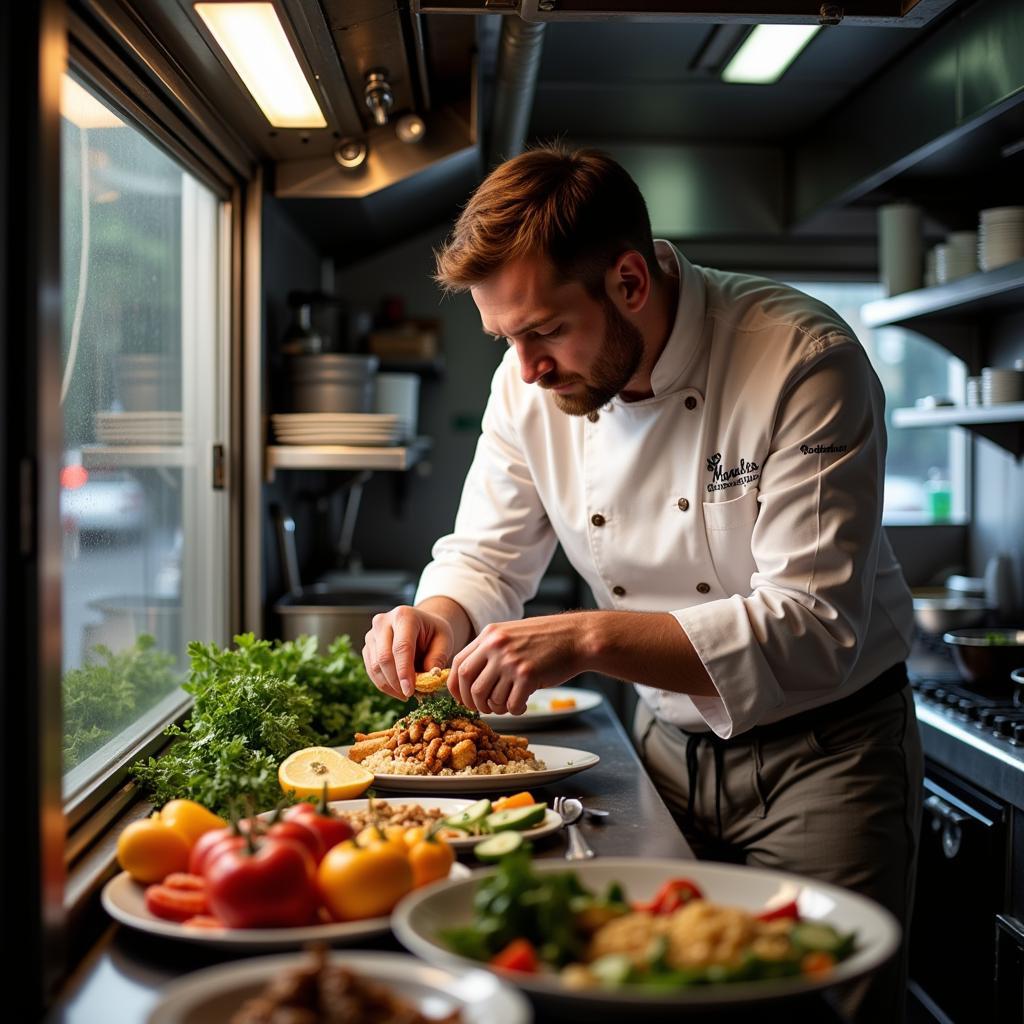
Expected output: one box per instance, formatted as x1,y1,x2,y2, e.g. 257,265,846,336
132,633,412,815
63,634,181,770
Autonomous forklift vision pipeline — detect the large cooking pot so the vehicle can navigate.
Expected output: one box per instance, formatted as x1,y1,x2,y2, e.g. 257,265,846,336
943,628,1024,684
274,583,415,654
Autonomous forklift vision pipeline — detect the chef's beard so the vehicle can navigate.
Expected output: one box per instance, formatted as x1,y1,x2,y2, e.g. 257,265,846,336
540,299,645,416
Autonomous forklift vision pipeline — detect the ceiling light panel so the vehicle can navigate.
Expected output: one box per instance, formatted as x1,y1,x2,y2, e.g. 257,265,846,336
194,2,327,128
721,25,821,85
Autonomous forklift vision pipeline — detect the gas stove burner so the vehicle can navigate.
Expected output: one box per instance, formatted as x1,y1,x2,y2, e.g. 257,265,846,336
911,677,1024,744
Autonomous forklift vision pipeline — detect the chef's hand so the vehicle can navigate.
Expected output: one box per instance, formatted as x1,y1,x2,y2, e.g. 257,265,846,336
448,613,586,715
362,605,454,701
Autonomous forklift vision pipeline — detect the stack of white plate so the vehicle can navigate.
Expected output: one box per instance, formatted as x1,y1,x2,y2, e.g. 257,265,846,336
271,413,404,446
981,367,1024,405
978,207,1024,271
95,411,183,445
935,231,978,283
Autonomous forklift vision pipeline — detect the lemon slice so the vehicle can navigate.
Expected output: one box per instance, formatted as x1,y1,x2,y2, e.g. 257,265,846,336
278,746,374,800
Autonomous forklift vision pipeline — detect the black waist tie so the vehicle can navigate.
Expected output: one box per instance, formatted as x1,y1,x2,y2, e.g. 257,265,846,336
680,660,909,840
684,731,726,839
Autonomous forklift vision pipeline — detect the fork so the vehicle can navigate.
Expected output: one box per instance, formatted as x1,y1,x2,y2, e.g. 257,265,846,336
553,796,596,861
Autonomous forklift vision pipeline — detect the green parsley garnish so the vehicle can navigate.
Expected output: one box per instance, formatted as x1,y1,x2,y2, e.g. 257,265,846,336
405,692,479,724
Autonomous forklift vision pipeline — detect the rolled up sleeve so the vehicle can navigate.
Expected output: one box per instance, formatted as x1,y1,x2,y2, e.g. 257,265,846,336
674,339,888,738
415,363,557,633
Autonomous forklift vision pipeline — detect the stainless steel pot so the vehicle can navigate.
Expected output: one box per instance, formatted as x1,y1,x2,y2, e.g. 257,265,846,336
912,595,990,634
274,583,415,654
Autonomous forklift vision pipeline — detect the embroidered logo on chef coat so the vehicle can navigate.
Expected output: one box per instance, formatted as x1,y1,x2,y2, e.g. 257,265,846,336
705,452,760,493
799,443,849,455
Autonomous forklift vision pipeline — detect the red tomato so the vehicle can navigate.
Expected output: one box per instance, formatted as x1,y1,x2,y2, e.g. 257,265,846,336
189,828,246,877
284,802,353,854
205,835,319,929
162,872,206,891
264,819,324,864
489,938,539,973
637,878,704,915
145,882,208,922
756,899,800,922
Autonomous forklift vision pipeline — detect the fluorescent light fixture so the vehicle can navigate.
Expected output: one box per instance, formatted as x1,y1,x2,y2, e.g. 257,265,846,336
61,74,124,129
722,25,821,85
194,2,326,128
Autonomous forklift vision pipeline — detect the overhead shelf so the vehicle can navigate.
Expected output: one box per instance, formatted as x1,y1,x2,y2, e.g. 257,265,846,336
892,403,1024,459
265,437,432,481
861,260,1024,330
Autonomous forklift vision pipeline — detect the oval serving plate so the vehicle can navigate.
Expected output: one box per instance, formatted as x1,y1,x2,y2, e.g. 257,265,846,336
335,743,600,794
393,858,900,1012
480,687,604,731
102,862,469,952
323,797,564,851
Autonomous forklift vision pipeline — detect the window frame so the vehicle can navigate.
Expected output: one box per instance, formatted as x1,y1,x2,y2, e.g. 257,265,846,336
778,274,972,528
59,67,234,827
3,5,257,1007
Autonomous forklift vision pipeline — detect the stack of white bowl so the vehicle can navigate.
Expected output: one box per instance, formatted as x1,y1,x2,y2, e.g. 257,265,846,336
978,207,1024,271
934,231,978,283
981,367,1024,405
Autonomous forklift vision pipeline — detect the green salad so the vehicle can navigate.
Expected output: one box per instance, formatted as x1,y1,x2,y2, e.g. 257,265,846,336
441,850,857,989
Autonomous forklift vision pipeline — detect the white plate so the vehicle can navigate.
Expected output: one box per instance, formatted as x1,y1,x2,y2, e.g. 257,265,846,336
337,743,600,794
146,950,532,1024
480,687,604,730
102,862,470,951
323,797,563,850
393,858,901,1011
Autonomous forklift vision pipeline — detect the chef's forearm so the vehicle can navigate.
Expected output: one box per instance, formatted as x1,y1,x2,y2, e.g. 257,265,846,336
417,595,476,652
578,610,717,698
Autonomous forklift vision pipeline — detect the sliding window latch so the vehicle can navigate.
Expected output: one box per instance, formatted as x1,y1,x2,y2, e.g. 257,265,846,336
212,444,226,491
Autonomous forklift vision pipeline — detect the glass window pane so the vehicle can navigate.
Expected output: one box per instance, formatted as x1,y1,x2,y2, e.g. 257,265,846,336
785,280,967,525
59,73,228,795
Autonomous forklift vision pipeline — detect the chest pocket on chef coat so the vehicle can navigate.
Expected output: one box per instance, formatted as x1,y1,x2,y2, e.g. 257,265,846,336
702,488,760,597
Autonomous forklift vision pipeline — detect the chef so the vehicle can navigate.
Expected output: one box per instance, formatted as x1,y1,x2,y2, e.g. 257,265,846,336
362,145,922,1020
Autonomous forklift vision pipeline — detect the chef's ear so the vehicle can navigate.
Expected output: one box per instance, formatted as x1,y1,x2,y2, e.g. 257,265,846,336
605,250,651,313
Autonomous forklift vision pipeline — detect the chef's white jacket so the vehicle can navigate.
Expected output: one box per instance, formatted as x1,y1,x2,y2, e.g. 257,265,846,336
416,241,914,737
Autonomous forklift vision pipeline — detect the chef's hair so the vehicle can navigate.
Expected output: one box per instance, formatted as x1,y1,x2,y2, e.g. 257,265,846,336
434,144,658,296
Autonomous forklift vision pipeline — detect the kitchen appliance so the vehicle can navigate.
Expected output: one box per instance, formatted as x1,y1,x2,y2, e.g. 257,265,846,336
910,761,1008,1024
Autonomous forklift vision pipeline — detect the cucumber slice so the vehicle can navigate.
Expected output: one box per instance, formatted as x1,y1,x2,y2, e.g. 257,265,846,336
791,922,846,955
444,798,492,832
483,803,547,832
475,831,525,862
588,953,634,987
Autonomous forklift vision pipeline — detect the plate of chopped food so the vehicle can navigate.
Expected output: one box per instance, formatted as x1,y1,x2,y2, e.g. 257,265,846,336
341,694,599,793
326,795,564,853
392,853,900,1011
479,686,604,730
147,948,532,1024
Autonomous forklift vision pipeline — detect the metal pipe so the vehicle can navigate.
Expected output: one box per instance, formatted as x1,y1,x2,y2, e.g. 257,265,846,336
488,17,545,166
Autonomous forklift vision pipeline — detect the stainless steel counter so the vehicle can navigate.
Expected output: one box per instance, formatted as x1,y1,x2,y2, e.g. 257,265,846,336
915,698,1024,809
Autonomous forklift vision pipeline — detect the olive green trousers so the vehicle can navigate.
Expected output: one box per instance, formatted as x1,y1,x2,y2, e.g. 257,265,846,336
634,685,923,1023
